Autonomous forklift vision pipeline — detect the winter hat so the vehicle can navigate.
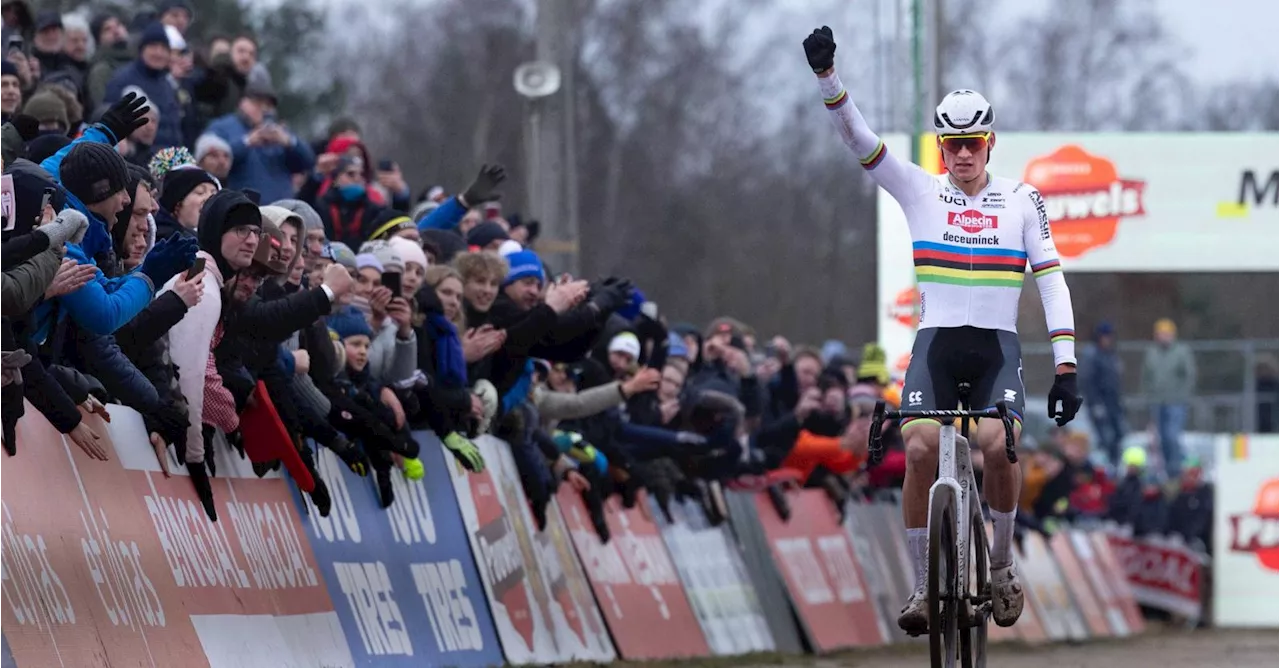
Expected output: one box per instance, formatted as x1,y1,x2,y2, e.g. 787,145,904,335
272,198,323,234
369,243,403,274
388,236,428,271
193,133,232,163
410,199,439,222
148,146,195,182
366,209,414,241
355,253,383,273
466,221,509,249
258,205,301,231
617,287,645,321
60,142,130,205
137,22,169,53
1,61,17,78
251,218,287,275
22,92,69,130
24,134,71,164
608,332,641,360
328,306,374,341
159,166,218,213
328,241,357,269
89,13,118,43
1122,446,1147,469
422,228,466,264
197,189,261,275
501,249,545,287
34,10,61,32
856,342,889,385
496,239,522,257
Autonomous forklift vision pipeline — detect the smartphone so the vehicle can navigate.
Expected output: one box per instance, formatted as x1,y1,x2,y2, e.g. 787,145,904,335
39,187,55,216
186,256,206,280
377,159,394,172
6,34,23,54
381,271,402,296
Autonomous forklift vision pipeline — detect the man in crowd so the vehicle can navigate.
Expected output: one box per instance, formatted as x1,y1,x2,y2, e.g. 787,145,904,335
1142,318,1196,479
205,79,313,203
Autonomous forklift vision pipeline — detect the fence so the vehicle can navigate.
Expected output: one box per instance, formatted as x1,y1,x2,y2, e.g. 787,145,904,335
1,402,1227,667
1023,338,1280,434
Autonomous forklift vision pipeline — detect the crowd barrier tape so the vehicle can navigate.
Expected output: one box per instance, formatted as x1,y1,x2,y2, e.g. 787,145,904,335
1106,533,1206,622
1212,433,1279,628
3,404,1158,666
293,433,504,667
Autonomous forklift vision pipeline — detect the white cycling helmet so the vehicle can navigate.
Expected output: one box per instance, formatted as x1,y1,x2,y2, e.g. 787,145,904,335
933,89,994,135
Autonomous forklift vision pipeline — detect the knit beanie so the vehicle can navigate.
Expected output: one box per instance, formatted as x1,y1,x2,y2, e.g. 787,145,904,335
272,198,324,234
366,209,414,241
388,236,428,272
61,142,130,205
501,249,544,287
367,241,404,274
149,146,196,182
355,253,383,273
328,241,357,269
159,166,218,213
465,220,509,249
193,133,232,163
328,306,374,342
1,61,17,78
24,134,71,164
137,22,169,53
22,92,69,130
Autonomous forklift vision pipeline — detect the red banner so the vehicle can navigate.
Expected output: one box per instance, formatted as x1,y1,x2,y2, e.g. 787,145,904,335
558,489,709,659
755,490,887,651
1106,534,1204,620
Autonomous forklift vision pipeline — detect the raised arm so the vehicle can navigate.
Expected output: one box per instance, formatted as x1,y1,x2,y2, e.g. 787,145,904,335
804,27,935,204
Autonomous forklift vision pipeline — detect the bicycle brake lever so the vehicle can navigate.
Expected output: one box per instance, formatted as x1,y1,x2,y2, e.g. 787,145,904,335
995,401,1017,463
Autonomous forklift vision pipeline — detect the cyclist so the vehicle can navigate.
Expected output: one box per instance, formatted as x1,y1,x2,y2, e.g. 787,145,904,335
802,27,1082,633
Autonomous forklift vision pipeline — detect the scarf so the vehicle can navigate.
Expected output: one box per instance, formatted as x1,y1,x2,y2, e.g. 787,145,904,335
426,312,467,388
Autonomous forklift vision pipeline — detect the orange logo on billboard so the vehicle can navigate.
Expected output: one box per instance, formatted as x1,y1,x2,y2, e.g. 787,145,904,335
1229,478,1279,571
1022,145,1146,258
889,287,919,328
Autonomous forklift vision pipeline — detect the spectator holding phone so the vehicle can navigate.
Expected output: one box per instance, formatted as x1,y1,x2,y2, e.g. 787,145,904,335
204,79,314,203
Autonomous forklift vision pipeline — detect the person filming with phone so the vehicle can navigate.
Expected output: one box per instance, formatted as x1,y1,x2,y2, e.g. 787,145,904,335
204,78,315,203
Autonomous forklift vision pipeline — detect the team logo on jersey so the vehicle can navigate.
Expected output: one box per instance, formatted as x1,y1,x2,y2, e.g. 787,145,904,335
1023,145,1147,259
947,209,998,233
981,192,1006,209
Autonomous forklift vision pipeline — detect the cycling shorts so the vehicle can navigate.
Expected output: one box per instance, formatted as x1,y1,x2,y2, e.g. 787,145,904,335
900,326,1025,430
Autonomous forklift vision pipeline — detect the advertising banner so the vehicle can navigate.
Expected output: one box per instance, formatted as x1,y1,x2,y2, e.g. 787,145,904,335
449,436,614,664
1089,531,1145,633
1018,531,1087,640
294,433,503,667
841,502,896,642
876,133,1279,375
1067,530,1130,636
1212,433,1279,627
722,491,806,655
652,496,775,655
1048,531,1109,637
755,490,887,651
1106,533,1205,622
558,489,709,659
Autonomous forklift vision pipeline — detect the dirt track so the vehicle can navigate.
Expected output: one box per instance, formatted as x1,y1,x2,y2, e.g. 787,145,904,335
611,627,1277,668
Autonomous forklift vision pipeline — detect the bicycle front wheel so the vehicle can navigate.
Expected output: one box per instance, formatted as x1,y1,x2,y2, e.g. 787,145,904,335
928,485,959,668
961,508,989,668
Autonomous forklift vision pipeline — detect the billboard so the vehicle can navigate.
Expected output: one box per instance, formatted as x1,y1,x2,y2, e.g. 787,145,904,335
1213,433,1280,627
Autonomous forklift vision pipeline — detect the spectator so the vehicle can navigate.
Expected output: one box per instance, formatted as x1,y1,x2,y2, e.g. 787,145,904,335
29,11,71,84
1166,456,1213,552
1082,321,1126,468
193,132,232,181
1142,317,1195,479
311,155,385,245
1108,445,1149,528
1,60,21,120
117,104,159,169
204,79,314,203
59,14,91,108
163,25,200,148
466,220,510,252
2,1,34,47
104,23,184,149
109,164,157,273
86,12,131,109
158,1,193,36
194,33,257,119
21,89,66,134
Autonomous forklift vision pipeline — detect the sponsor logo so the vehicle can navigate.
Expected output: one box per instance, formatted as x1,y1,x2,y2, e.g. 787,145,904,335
1029,190,1051,241
1023,145,1146,258
889,287,919,329
941,230,1000,245
907,391,923,406
1229,478,1278,572
1004,388,1018,403
939,192,967,206
947,209,998,233
1240,169,1278,207
981,192,1006,209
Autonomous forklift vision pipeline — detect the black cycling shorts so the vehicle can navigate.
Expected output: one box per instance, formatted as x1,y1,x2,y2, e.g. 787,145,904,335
900,326,1025,430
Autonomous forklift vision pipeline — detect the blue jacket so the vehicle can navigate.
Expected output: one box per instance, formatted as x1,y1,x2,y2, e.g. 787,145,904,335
32,125,155,343
103,60,184,150
204,112,315,203
416,196,466,233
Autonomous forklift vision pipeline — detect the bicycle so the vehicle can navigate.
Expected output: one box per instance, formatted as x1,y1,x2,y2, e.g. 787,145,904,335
867,383,1017,668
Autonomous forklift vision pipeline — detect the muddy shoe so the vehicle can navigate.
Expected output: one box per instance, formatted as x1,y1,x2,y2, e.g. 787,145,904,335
898,586,929,636
991,564,1024,627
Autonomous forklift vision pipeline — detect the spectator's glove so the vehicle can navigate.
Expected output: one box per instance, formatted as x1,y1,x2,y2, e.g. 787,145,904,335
443,432,485,472
1047,371,1082,426
803,26,837,73
98,91,151,143
188,461,218,522
589,277,633,314
675,431,708,447
375,464,395,509
138,236,198,286
39,209,88,248
148,399,188,446
330,435,370,477
460,164,506,207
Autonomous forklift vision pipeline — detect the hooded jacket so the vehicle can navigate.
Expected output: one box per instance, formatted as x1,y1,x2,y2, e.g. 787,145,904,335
103,60,184,149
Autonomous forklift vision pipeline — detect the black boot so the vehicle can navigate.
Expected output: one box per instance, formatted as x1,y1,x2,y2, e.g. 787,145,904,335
188,463,218,522
375,467,395,509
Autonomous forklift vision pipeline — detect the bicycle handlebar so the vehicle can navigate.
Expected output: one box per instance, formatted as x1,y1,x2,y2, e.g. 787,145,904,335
867,400,1018,467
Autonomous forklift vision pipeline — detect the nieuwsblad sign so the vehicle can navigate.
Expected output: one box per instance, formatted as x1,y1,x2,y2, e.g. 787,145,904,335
876,132,1278,378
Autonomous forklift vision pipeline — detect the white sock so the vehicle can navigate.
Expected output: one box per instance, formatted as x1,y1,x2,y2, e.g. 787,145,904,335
990,507,1016,568
907,527,928,590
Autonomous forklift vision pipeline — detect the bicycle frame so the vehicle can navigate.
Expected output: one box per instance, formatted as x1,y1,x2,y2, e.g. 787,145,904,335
933,419,981,609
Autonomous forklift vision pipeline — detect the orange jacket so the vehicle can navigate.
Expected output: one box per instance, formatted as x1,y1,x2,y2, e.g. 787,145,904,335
779,429,864,482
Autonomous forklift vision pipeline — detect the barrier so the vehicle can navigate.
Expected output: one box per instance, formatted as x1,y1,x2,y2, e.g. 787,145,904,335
1212,433,1279,627
650,496,776,655
293,434,504,667
448,435,616,664
1106,533,1205,622
1,403,1156,665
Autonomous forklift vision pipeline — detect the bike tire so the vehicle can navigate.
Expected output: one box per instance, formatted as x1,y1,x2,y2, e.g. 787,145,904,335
928,485,959,668
961,510,989,668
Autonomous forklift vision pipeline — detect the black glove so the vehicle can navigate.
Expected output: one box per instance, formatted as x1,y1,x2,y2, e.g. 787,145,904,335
138,235,198,286
98,91,151,143
589,278,632,315
329,435,370,477
188,463,218,522
802,26,836,73
460,164,506,207
1047,371,1082,427
149,400,188,446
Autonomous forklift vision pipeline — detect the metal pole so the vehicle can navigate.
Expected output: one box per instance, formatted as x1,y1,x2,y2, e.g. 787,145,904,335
535,0,569,272
911,0,923,164
933,0,944,107
562,0,581,276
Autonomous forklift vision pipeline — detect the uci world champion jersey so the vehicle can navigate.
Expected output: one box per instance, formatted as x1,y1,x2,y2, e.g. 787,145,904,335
815,69,1077,367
